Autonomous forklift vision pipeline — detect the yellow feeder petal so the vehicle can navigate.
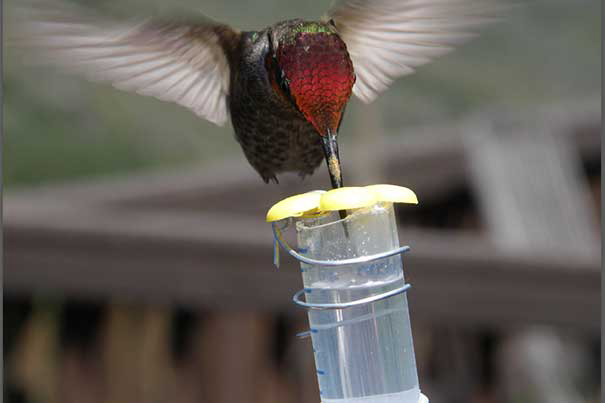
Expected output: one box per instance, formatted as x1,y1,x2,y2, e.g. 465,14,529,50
266,191,323,222
319,187,378,211
365,184,419,205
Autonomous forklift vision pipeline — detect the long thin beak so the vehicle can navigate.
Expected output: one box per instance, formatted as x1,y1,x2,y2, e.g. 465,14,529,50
321,129,343,189
321,129,349,229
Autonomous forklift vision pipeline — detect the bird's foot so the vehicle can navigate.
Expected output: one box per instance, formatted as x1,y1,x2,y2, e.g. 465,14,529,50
263,174,279,184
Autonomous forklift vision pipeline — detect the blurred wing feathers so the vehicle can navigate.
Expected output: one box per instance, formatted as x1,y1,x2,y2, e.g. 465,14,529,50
327,0,501,103
14,2,240,126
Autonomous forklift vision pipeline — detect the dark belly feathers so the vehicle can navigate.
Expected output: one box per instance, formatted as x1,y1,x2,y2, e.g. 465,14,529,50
228,31,324,183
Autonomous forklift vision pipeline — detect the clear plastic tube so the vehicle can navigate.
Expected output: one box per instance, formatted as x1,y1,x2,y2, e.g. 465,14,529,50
296,203,420,403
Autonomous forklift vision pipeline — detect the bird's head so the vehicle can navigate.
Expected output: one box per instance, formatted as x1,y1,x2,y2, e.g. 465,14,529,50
267,20,355,188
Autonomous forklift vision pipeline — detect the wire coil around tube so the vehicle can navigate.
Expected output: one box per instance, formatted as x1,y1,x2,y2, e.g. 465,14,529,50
271,221,413,311
272,221,410,267
292,283,412,310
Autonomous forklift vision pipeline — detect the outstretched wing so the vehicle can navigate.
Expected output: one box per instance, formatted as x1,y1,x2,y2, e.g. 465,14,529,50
326,0,500,103
12,1,240,126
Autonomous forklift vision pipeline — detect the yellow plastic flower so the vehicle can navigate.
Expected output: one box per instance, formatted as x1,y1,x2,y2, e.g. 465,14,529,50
266,185,418,222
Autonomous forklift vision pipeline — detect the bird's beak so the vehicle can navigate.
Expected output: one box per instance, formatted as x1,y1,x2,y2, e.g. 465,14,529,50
321,128,343,189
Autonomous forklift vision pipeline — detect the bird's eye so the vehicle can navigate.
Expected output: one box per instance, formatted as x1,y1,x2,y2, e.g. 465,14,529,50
277,65,290,94
264,50,298,112
328,19,336,28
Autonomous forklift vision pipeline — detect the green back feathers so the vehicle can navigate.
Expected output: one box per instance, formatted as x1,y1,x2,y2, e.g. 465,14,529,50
292,21,333,34
282,21,335,44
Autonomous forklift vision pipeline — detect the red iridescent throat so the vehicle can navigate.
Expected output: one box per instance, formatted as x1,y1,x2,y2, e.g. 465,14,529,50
276,32,355,136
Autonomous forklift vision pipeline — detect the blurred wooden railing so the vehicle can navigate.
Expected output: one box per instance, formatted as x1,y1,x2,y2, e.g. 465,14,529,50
4,99,601,403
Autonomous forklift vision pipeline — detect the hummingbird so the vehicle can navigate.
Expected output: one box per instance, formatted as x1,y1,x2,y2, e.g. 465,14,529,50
14,0,497,189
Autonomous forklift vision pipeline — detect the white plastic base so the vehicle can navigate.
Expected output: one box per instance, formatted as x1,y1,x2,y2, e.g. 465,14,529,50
418,393,429,403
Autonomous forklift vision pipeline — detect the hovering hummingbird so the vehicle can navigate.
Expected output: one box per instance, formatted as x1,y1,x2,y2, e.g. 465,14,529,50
15,0,497,189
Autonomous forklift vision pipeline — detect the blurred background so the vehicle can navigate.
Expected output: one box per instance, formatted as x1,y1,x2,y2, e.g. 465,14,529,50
3,0,601,402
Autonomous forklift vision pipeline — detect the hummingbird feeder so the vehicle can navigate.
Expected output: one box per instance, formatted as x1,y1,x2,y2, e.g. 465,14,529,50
267,185,429,403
